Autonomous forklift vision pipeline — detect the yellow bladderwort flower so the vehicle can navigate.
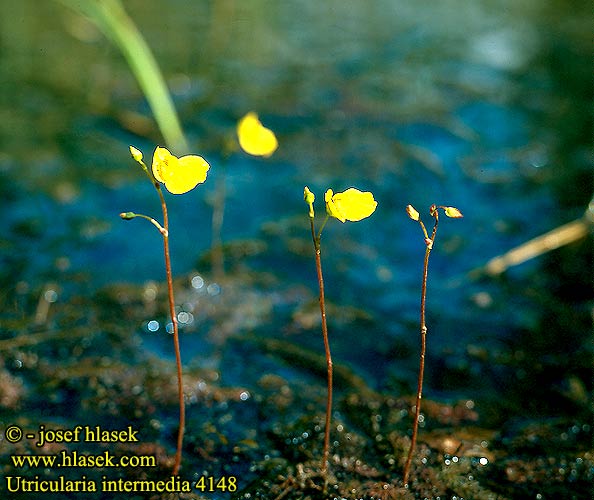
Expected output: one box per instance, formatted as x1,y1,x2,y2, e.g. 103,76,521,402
151,146,210,194
123,143,213,476
303,183,377,478
324,188,378,223
237,112,278,157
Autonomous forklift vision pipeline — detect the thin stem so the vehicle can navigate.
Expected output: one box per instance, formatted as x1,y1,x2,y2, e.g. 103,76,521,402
120,212,167,235
157,185,185,476
402,245,429,485
316,214,330,241
309,217,333,479
211,167,227,281
403,212,439,487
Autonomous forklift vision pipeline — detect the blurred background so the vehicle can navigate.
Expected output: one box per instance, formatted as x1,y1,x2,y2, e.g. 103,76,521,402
0,0,591,497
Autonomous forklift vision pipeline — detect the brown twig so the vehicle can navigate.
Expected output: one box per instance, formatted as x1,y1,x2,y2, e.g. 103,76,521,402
476,217,590,277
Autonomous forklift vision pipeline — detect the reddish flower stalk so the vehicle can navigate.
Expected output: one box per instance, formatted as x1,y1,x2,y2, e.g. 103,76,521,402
156,186,185,476
402,204,462,486
303,185,376,487
124,146,213,475
309,217,333,478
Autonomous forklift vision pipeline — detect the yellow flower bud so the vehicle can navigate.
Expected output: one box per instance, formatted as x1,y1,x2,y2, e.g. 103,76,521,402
325,188,377,223
151,146,210,195
304,186,315,204
304,186,315,218
237,112,278,157
444,206,463,218
129,145,143,163
406,205,420,221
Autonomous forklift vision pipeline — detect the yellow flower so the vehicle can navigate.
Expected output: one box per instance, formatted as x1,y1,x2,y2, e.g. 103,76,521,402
325,188,378,223
237,112,278,157
151,146,210,194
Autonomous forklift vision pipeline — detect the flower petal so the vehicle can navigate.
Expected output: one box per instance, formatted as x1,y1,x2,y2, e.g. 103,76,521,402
325,189,346,222
237,112,278,157
151,146,174,184
164,155,210,194
151,147,210,194
330,188,377,222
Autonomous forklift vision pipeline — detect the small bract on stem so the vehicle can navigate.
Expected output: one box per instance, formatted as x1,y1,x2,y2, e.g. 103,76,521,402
303,186,377,488
402,203,463,487
121,145,210,475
